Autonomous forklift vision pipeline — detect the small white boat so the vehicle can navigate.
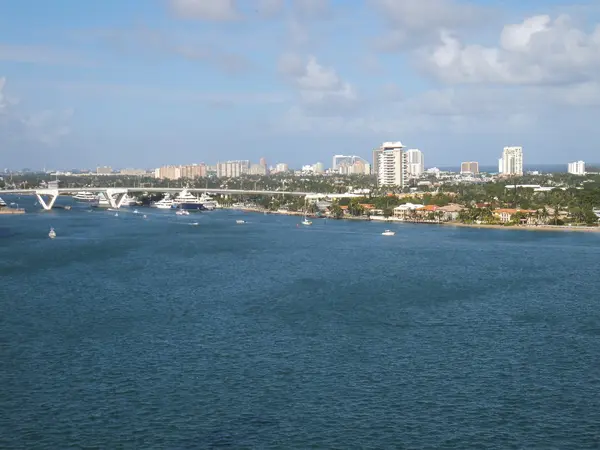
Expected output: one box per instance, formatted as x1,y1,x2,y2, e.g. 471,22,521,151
236,220,246,224
176,210,190,216
381,230,395,236
143,214,147,219
190,222,199,226
48,228,56,239
133,209,139,214
114,213,119,217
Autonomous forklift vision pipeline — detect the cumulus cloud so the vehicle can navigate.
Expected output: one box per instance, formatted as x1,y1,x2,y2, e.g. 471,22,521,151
423,15,600,85
371,0,489,50
277,54,358,115
169,0,240,21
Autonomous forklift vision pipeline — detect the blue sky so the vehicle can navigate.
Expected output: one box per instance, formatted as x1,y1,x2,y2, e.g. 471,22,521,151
1,0,600,170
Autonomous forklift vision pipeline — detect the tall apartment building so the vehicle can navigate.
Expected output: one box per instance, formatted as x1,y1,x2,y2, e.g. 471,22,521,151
499,146,523,176
372,141,407,187
155,164,206,180
461,161,479,174
568,160,585,175
275,163,289,173
405,149,424,177
332,155,368,171
216,160,250,178
249,163,268,175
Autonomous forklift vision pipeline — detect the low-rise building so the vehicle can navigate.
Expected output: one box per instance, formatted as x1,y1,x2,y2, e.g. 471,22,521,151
494,208,537,224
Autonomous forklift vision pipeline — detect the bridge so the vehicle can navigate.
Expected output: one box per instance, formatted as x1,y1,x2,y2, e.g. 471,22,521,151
0,187,319,210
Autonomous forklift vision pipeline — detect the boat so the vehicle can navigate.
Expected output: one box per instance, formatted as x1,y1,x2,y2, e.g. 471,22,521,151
381,230,395,236
0,197,6,207
114,212,119,217
232,202,245,209
176,210,190,216
48,228,56,239
120,194,138,207
143,215,147,219
190,222,199,226
133,209,139,214
199,193,219,210
152,195,175,209
236,220,246,224
301,211,312,226
72,191,98,202
173,189,207,211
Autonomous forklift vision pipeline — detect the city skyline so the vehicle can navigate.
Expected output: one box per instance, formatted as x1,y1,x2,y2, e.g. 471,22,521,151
2,0,600,168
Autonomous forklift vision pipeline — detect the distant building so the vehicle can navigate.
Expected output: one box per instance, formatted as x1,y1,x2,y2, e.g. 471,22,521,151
568,161,585,175
119,168,147,176
216,160,249,178
154,164,206,180
405,149,424,177
332,155,368,171
313,162,325,174
275,163,289,173
96,166,112,175
461,161,479,174
372,141,407,187
499,146,523,176
250,163,268,176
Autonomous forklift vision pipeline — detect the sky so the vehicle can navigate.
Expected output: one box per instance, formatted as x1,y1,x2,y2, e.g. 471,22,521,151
1,0,600,170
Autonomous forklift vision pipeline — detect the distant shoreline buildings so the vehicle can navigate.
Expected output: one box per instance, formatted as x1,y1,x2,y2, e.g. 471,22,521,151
498,146,523,176
568,160,585,175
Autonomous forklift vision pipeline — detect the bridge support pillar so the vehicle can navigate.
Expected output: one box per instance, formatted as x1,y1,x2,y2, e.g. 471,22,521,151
35,189,59,210
104,188,129,209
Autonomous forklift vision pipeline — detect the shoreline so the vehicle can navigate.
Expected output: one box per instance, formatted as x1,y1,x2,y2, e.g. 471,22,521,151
0,208,25,215
229,207,600,233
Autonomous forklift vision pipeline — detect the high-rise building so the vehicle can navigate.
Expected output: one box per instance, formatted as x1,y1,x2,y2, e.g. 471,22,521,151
372,141,407,187
250,163,268,175
313,162,325,174
568,161,585,175
216,160,250,178
275,163,289,173
461,161,479,174
155,164,206,180
405,149,424,177
259,157,267,167
499,146,523,176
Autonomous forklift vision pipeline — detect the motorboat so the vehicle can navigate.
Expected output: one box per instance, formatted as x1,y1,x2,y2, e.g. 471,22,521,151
236,220,246,224
173,190,206,211
176,210,190,216
301,213,312,226
121,194,138,207
152,195,175,209
381,230,395,236
72,191,97,202
48,228,56,239
0,197,6,207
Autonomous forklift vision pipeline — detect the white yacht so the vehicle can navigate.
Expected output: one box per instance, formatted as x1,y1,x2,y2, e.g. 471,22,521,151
73,191,98,202
151,195,175,209
120,194,138,207
236,219,246,224
0,197,6,207
173,190,206,211
382,230,395,236
199,193,219,210
48,227,56,239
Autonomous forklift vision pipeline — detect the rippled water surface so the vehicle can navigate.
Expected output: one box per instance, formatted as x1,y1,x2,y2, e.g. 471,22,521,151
1,198,600,449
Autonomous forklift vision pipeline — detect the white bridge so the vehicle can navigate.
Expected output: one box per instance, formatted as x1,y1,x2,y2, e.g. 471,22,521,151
0,187,317,210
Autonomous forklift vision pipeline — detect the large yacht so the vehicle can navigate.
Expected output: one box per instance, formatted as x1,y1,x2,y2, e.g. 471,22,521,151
199,193,219,210
151,194,175,209
120,194,138,207
73,191,98,202
173,189,206,211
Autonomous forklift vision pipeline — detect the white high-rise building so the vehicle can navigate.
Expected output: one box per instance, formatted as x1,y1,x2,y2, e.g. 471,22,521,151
372,141,408,187
500,146,523,176
216,160,250,178
568,161,585,175
405,149,424,177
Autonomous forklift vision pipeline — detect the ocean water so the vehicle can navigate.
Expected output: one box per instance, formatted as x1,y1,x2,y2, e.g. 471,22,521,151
1,197,600,449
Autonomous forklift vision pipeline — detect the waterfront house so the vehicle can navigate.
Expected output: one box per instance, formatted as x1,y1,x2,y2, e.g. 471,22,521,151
494,208,537,224
393,203,425,220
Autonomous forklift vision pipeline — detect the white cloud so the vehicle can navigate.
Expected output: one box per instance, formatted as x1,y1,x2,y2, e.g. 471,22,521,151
292,0,332,19
371,0,489,50
169,0,240,21
278,54,358,115
423,14,600,85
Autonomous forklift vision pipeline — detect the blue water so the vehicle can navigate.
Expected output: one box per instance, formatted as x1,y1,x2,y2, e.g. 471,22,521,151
2,197,600,448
